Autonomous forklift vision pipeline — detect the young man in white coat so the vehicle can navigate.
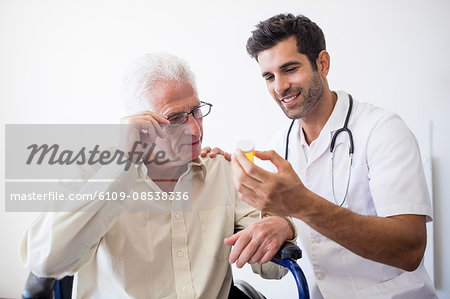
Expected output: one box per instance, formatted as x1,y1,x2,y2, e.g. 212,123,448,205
230,13,436,298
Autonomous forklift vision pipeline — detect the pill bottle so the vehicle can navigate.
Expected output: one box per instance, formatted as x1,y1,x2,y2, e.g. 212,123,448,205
237,139,255,163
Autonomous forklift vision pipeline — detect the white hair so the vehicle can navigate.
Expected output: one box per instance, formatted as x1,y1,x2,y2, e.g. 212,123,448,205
122,52,197,114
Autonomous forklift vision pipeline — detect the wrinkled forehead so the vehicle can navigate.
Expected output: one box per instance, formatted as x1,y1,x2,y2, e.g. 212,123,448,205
149,81,200,116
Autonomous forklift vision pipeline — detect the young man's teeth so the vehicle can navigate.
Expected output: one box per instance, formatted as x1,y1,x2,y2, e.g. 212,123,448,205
282,95,296,103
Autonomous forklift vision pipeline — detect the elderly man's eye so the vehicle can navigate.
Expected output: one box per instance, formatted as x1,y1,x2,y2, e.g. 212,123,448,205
168,113,187,125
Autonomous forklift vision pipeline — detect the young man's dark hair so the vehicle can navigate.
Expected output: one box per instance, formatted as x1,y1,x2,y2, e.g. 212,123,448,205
246,13,326,71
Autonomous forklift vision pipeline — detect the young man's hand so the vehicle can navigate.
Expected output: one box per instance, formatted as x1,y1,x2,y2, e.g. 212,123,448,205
200,146,231,161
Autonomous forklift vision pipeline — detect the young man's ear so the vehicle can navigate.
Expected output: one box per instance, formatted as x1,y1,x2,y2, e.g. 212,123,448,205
316,50,330,77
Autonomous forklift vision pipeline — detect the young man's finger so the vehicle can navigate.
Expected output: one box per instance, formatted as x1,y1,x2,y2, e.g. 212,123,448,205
254,150,286,171
234,150,270,183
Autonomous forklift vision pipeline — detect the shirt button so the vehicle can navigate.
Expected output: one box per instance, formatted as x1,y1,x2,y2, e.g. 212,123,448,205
177,250,183,257
175,213,181,220
312,236,321,243
316,273,325,281
182,286,187,292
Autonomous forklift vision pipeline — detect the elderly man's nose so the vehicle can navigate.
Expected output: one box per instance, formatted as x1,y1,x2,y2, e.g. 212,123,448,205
184,114,201,135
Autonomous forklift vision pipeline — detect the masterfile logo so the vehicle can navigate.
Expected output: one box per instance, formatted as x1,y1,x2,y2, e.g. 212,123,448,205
25,141,170,171
5,124,193,212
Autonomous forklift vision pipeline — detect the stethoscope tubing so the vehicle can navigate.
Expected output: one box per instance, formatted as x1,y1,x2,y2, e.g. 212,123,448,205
285,94,354,206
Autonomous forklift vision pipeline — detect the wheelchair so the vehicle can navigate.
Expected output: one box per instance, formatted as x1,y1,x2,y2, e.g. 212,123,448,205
22,242,309,299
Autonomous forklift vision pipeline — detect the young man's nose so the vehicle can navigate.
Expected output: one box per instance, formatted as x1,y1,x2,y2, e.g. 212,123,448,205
274,76,290,94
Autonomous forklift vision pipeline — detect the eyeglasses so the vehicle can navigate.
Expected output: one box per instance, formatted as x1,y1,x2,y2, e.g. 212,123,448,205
166,101,213,127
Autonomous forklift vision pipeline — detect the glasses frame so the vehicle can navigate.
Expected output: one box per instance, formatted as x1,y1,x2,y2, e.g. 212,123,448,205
166,101,213,128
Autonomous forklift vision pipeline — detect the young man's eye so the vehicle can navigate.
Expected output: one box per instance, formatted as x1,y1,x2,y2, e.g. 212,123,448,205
285,67,298,73
265,75,274,81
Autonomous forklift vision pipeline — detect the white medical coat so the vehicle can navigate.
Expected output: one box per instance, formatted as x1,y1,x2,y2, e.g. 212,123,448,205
267,91,436,298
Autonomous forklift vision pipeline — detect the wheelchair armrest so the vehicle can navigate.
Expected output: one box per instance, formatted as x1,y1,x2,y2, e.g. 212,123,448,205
270,243,310,299
22,272,56,299
272,242,302,261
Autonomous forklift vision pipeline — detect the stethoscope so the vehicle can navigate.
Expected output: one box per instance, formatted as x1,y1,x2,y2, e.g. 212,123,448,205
284,94,354,207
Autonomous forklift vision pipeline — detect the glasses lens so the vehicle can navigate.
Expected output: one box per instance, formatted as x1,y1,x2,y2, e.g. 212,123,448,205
193,104,211,119
168,113,188,127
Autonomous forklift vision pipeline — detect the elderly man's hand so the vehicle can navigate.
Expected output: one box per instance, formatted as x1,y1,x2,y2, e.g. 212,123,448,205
119,111,170,163
224,216,293,268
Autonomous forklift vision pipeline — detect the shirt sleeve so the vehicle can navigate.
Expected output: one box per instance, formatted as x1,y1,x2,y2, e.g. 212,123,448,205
366,113,433,221
20,163,139,279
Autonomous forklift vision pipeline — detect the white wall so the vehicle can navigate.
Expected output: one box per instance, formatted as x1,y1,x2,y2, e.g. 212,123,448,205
1,0,449,298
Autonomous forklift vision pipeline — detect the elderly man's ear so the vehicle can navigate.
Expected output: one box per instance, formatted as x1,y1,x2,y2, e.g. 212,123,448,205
200,146,231,161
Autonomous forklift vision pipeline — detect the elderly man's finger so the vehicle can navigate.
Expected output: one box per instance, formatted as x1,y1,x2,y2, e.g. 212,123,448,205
258,247,279,264
235,239,260,268
228,232,251,265
247,246,266,264
136,117,167,139
224,232,240,247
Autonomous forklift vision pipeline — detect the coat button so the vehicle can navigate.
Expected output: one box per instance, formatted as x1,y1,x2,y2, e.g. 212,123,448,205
316,273,325,280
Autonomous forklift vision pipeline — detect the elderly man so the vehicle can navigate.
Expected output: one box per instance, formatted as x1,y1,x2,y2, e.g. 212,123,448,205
20,52,295,298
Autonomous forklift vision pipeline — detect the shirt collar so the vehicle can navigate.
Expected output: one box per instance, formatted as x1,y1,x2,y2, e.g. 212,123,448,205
296,91,351,145
298,121,309,147
291,91,352,165
190,157,207,179
294,91,349,148
137,157,207,181
325,90,351,134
